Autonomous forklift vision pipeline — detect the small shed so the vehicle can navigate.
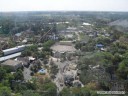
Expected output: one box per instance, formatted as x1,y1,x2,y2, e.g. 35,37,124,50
38,68,47,74
96,44,104,48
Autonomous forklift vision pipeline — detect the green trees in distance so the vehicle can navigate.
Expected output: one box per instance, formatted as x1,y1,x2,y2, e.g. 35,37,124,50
0,18,14,34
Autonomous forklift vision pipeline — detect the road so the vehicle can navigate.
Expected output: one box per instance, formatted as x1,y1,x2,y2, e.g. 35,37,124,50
23,67,32,82
53,61,70,92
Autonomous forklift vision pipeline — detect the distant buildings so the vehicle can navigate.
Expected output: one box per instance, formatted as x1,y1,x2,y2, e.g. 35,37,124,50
59,27,77,35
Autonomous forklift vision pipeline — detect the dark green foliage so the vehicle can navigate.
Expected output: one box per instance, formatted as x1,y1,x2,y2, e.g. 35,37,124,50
75,39,95,52
22,90,40,96
60,88,71,96
0,67,6,81
26,82,37,90
0,18,14,34
111,30,123,40
38,79,57,96
41,82,57,96
43,40,55,48
60,87,98,96
50,62,59,79
13,83,28,93
14,69,24,81
96,37,111,46
99,82,109,91
117,59,128,79
2,66,12,73
75,41,82,49
43,59,48,64
21,45,38,57
30,62,41,73
0,86,12,96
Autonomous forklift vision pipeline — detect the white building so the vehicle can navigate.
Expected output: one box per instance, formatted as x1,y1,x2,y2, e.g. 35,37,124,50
0,52,21,62
2,45,25,56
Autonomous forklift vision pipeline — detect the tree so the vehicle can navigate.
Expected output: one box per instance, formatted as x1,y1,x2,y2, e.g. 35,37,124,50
43,40,55,48
117,59,128,79
60,88,71,96
60,87,98,96
22,45,38,57
75,41,82,50
0,67,6,81
22,90,40,96
113,53,123,64
1,18,14,34
14,69,24,81
38,79,57,96
42,82,57,96
0,86,11,96
86,82,99,90
50,63,58,79
96,37,111,46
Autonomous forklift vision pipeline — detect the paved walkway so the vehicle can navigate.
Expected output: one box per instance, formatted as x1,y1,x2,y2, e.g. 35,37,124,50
23,67,32,82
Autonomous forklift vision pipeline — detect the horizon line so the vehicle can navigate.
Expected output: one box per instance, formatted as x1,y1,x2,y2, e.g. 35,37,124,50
0,10,128,13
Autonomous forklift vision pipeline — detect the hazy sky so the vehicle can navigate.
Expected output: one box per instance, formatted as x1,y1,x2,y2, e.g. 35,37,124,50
0,0,127,12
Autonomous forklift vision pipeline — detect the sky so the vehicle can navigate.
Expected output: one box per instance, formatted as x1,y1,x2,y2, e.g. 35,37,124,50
0,0,127,12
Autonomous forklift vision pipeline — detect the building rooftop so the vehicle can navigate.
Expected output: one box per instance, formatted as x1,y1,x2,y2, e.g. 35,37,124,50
82,22,91,26
67,27,77,30
15,57,29,65
51,44,76,52
0,52,21,62
1,59,22,67
38,68,47,74
15,33,22,37
2,45,25,52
